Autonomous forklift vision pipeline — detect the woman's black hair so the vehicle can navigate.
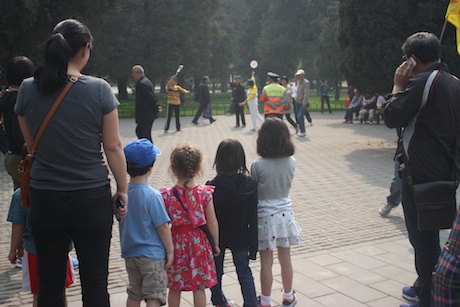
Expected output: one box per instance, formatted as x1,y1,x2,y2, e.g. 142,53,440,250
257,118,294,158
35,19,93,94
213,139,249,176
5,56,35,86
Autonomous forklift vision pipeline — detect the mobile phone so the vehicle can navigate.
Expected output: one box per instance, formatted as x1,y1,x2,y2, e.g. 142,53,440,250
115,197,124,221
408,57,416,68
116,197,124,209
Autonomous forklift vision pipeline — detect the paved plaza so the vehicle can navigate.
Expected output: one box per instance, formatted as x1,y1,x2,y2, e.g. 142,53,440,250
0,111,451,306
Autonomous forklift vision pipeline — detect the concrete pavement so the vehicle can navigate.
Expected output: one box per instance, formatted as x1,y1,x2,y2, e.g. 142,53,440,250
0,111,450,306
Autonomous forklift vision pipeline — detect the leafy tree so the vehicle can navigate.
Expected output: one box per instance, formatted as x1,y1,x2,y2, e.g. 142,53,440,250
338,0,460,94
313,0,343,99
0,0,115,82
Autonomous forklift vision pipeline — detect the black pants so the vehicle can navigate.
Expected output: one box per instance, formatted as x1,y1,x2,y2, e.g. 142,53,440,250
30,185,113,307
135,118,155,142
401,176,440,307
235,104,246,126
164,104,181,131
284,113,298,129
321,95,332,113
192,103,214,123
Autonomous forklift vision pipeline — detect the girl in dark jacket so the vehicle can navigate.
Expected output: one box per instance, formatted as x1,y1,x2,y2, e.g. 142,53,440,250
207,139,258,307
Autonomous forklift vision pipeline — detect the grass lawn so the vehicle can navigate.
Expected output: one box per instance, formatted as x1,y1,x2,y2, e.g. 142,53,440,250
117,91,349,118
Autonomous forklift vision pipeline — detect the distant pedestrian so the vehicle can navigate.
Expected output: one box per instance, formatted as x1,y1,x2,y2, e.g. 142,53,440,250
161,143,220,307
294,69,312,137
232,75,247,128
120,139,174,307
239,72,263,131
319,79,332,114
281,76,299,133
207,139,258,307
260,72,285,119
192,76,216,125
164,75,190,133
251,118,302,307
131,65,162,142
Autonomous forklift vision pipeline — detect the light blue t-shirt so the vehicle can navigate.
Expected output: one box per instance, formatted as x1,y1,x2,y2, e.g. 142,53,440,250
7,189,36,255
119,183,170,259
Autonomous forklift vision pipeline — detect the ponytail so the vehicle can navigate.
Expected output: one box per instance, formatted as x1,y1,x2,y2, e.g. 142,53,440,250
35,19,93,95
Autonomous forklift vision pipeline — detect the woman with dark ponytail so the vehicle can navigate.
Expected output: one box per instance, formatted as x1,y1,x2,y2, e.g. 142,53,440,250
15,19,128,307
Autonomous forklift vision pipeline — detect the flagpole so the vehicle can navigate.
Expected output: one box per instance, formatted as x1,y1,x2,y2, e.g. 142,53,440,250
440,19,448,42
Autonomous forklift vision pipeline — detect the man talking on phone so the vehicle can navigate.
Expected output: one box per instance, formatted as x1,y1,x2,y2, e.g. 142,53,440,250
384,32,460,307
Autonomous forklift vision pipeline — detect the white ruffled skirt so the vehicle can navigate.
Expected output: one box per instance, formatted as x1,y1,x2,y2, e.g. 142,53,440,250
258,210,302,250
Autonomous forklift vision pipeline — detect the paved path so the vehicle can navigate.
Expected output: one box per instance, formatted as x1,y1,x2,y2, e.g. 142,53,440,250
0,112,450,306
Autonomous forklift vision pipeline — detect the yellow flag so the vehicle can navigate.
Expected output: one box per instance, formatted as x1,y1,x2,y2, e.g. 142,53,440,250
446,0,460,54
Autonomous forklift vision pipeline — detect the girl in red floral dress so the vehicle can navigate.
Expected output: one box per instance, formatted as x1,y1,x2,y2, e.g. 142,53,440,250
161,143,220,307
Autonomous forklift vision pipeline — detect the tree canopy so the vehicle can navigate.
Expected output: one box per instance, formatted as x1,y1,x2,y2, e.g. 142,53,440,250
1,0,459,97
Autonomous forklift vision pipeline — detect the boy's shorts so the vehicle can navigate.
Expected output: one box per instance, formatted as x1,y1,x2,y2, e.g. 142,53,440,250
125,257,167,305
22,250,75,294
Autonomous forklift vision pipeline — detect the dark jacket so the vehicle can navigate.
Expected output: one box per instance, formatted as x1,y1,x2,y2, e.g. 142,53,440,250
232,83,246,104
385,63,460,183
0,90,24,154
206,174,258,259
194,82,210,105
135,76,159,123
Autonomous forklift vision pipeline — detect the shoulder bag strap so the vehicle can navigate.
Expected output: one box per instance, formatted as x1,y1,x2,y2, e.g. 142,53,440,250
403,70,439,159
30,75,79,153
171,186,187,211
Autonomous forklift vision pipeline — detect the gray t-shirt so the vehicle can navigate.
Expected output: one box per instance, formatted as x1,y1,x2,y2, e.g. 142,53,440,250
251,156,295,200
15,75,119,191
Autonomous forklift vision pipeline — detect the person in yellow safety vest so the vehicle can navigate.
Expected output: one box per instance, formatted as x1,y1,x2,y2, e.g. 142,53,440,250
260,72,286,119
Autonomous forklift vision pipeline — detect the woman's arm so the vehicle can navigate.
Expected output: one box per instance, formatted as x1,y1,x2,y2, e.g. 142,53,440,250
102,109,128,219
17,115,33,153
204,199,220,256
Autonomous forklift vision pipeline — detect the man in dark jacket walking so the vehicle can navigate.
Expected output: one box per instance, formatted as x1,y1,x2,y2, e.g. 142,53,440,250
384,32,460,307
192,75,216,125
131,65,162,142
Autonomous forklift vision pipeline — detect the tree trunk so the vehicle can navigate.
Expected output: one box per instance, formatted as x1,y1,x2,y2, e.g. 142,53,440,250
117,77,128,100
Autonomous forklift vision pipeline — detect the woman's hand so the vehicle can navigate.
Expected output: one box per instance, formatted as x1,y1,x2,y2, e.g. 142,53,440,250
113,191,128,222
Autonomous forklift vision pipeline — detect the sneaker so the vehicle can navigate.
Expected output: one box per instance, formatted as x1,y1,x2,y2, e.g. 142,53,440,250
71,257,79,269
298,132,306,137
192,121,199,125
295,126,299,134
400,301,419,307
215,300,235,307
310,122,313,126
282,293,297,307
234,125,240,128
257,296,271,307
379,203,395,217
402,286,418,302
210,118,217,124
242,125,246,128
15,257,23,268
164,130,168,133
250,128,256,131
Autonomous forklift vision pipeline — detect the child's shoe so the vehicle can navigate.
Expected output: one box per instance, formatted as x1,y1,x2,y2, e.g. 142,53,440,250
15,257,23,268
282,292,297,307
257,296,271,307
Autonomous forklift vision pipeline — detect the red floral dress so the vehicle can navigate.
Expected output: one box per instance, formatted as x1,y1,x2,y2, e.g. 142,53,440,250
160,184,217,291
